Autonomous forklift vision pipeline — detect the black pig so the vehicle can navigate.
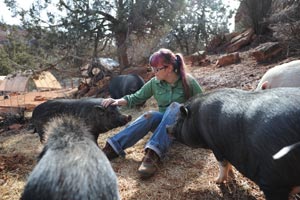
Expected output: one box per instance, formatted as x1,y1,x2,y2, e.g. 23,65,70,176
31,98,131,142
109,74,145,99
167,87,300,200
21,116,120,200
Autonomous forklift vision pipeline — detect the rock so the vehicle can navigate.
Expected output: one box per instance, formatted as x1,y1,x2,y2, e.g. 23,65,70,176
185,51,207,66
227,28,255,53
251,42,283,62
215,52,241,67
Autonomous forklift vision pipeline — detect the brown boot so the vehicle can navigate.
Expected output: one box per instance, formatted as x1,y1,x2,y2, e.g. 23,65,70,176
102,142,119,160
138,149,160,179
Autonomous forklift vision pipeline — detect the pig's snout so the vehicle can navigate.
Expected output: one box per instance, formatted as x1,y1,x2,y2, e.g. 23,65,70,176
126,115,132,122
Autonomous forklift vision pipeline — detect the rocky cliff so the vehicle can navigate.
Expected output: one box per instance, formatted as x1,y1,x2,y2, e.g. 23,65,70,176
235,0,300,55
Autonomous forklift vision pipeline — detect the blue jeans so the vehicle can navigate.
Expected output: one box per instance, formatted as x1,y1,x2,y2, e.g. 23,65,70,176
107,102,181,159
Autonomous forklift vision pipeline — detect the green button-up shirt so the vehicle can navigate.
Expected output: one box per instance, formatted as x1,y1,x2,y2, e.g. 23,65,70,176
123,74,203,113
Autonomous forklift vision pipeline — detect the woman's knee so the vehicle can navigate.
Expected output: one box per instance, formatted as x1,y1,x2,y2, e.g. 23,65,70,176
142,111,162,121
165,102,181,114
169,102,181,108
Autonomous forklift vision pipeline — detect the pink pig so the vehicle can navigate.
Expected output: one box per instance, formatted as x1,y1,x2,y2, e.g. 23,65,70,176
256,60,300,90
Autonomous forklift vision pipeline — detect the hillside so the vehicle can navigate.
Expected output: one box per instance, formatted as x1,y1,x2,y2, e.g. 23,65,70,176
1,0,300,198
1,47,300,200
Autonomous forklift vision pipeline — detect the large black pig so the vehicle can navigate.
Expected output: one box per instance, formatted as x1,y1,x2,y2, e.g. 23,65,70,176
167,87,300,200
109,74,145,99
31,98,131,142
21,116,120,200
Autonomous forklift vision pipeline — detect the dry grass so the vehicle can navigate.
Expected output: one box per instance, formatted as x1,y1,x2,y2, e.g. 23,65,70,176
0,102,267,200
1,54,300,199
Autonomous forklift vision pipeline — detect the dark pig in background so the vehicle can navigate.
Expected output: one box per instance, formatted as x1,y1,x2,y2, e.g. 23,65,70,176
167,87,300,200
255,60,300,90
109,74,145,104
31,98,131,142
21,116,120,200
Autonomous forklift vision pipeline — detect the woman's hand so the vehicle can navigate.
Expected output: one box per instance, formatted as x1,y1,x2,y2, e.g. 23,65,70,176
102,98,127,107
102,98,119,107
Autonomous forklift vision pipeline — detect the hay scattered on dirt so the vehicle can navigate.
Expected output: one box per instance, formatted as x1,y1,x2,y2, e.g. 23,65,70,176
0,102,263,200
1,55,300,199
0,104,267,200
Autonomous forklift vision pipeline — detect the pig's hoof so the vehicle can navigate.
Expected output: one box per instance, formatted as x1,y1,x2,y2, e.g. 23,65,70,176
215,176,227,184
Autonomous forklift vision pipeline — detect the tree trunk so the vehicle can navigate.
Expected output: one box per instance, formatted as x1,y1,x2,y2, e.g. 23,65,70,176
115,31,129,70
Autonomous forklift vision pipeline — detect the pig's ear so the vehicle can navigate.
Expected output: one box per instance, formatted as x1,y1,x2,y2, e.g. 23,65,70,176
94,105,105,111
261,81,269,90
179,105,189,117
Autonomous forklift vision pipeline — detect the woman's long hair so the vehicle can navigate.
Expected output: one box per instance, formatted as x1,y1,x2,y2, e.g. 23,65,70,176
149,48,191,99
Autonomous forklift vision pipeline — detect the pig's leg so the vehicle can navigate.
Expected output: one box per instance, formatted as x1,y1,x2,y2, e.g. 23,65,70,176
216,160,233,183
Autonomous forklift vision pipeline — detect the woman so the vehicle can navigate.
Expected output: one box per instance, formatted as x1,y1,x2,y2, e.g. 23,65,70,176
102,48,203,179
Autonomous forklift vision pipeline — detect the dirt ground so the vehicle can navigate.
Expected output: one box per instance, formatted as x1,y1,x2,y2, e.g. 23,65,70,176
1,51,300,200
